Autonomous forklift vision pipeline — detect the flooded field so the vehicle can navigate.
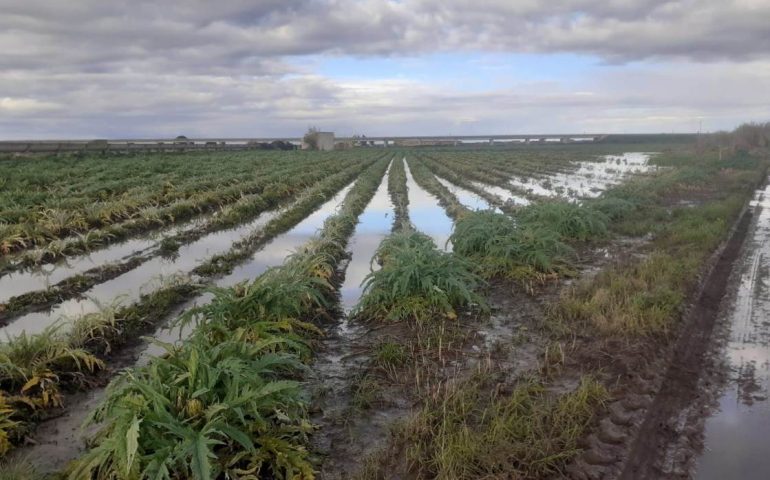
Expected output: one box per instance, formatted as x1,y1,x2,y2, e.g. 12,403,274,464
696,184,770,479
508,152,655,200
404,159,454,250
3,143,766,480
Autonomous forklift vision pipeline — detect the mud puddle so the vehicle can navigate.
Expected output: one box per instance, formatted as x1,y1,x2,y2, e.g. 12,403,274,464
617,193,755,479
404,159,454,251
509,152,655,200
694,185,770,479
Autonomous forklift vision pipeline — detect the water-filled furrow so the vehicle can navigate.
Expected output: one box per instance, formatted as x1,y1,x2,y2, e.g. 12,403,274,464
695,184,770,479
471,181,531,206
339,166,394,313
141,181,356,354
404,159,454,251
434,176,497,212
0,213,208,304
4,180,360,472
0,210,278,339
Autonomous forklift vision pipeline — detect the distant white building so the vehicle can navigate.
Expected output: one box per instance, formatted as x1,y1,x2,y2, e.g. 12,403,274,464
302,131,335,151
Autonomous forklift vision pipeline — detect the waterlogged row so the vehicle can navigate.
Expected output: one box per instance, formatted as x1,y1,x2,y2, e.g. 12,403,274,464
0,155,365,308
55,158,394,478
421,149,657,202
0,150,373,257
0,158,374,339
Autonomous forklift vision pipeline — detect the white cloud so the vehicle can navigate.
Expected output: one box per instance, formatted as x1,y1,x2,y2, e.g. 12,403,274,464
0,1,768,137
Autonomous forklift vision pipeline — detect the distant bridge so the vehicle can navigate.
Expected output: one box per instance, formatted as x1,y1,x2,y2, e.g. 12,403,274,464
0,134,610,154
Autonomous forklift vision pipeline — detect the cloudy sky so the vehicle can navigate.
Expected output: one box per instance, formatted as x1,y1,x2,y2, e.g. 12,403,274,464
1,0,769,139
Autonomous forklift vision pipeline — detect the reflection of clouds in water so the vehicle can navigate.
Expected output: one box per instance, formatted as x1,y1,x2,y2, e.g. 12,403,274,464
404,159,454,251
434,176,495,211
508,152,655,200
221,181,356,287
472,181,530,206
340,169,394,311
1,214,208,303
0,209,279,339
696,181,770,478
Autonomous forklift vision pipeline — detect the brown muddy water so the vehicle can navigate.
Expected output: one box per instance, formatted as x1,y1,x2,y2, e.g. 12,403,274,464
695,184,770,479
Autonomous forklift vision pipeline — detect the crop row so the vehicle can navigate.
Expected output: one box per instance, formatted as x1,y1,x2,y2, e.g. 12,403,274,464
0,155,370,322
349,147,770,478
62,157,392,478
0,155,384,460
0,151,368,259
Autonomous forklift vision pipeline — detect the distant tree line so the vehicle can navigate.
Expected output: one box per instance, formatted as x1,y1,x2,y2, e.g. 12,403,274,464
705,122,770,153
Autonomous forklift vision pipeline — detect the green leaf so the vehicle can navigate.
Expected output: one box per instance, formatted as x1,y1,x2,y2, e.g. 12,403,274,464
125,415,142,475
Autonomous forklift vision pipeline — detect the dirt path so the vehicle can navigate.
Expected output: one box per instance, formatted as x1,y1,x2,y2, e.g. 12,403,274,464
618,199,755,478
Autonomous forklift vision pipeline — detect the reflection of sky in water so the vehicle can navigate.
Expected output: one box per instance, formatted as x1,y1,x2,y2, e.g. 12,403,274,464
1,210,279,339
0,216,205,304
508,152,655,200
434,176,497,212
696,182,770,479
404,159,454,252
220,182,354,287
471,181,530,206
340,166,393,312
138,181,356,359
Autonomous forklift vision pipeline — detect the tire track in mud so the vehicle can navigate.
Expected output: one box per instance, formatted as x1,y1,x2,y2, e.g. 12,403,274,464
616,206,754,480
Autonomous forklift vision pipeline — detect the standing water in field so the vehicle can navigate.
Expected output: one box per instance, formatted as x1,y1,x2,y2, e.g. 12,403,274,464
695,183,770,479
143,181,356,351
8,181,358,473
339,165,394,312
471,181,531,206
0,215,207,304
218,182,355,288
0,209,278,339
509,152,654,200
433,176,497,212
404,159,454,251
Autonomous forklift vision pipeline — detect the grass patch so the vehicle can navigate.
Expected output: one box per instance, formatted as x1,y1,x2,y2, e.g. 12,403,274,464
368,375,607,479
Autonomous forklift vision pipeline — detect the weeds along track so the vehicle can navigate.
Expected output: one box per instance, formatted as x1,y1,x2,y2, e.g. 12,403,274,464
0,156,365,322
0,151,364,269
2,144,766,479
312,146,770,479
16,157,394,477
0,155,389,463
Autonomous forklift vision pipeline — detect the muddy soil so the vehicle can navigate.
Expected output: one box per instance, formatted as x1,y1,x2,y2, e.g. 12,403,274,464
309,234,643,479
554,203,754,480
